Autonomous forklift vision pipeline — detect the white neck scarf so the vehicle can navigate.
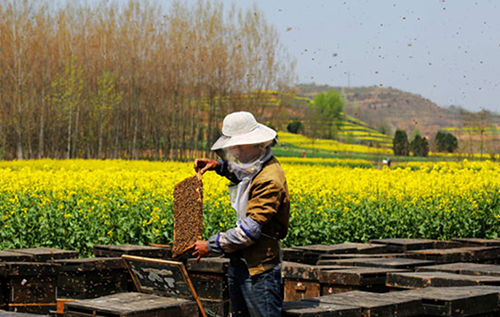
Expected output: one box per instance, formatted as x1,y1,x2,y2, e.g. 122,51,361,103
228,148,273,220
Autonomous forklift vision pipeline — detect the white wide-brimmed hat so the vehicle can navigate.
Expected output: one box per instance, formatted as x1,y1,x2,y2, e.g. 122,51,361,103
211,111,277,150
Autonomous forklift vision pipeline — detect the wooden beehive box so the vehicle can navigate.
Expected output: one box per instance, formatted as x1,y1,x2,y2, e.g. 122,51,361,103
282,262,348,301
406,246,500,264
452,238,500,247
172,174,203,257
396,286,500,316
93,244,168,259
63,292,198,317
6,248,78,262
289,244,359,265
368,238,436,253
52,257,129,300
186,257,230,317
0,251,32,263
64,255,207,317
283,299,362,317
319,267,408,294
416,262,500,275
387,271,500,290
0,262,59,314
317,253,405,265
304,290,423,317
322,257,434,270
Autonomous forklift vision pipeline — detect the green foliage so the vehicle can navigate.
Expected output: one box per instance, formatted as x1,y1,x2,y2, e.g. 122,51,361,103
287,120,304,134
309,91,344,140
435,131,458,153
393,130,410,156
411,135,429,157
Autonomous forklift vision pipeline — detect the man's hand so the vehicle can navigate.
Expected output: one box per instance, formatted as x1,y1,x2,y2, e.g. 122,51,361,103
192,240,210,262
194,158,219,175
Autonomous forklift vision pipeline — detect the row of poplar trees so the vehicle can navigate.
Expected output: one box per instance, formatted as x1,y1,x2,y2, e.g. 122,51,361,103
0,0,295,160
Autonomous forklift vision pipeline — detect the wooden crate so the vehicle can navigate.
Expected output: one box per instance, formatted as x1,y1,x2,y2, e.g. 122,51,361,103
6,248,78,262
290,244,359,265
318,257,434,270
387,271,500,290
305,290,423,317
416,262,500,275
283,248,307,263
319,267,408,294
452,238,500,247
334,243,388,254
185,257,229,316
406,246,500,264
0,251,32,263
1,262,59,314
317,253,405,265
53,257,129,299
396,286,500,316
283,262,348,301
186,258,228,300
63,292,198,317
93,244,168,259
368,238,436,253
283,299,362,317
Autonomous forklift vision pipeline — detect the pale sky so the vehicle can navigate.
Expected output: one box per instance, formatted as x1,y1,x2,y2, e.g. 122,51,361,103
81,0,500,113
244,0,500,113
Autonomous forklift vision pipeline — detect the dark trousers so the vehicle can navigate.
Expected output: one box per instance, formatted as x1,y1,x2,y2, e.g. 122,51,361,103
228,258,283,317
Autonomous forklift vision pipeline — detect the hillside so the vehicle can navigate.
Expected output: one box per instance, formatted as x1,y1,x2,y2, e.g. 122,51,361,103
296,84,468,139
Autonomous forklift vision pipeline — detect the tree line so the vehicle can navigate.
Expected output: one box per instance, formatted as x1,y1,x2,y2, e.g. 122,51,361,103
0,0,295,160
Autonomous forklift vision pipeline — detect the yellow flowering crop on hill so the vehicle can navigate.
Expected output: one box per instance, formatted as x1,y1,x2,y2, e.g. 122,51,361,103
0,158,499,255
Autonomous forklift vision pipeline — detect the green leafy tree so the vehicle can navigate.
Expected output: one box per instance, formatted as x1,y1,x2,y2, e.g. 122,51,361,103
311,91,344,139
411,135,429,157
393,129,410,156
287,120,304,134
435,131,458,153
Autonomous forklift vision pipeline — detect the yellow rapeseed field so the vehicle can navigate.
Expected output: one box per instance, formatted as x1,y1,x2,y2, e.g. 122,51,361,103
0,159,499,255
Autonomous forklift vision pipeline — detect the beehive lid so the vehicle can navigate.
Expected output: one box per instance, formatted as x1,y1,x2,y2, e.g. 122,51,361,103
172,173,203,257
122,255,206,316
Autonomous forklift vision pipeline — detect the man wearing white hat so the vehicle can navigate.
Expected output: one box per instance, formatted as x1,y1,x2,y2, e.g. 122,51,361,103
193,111,290,317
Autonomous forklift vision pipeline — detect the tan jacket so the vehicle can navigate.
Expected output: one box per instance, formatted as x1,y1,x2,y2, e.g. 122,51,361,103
243,157,290,275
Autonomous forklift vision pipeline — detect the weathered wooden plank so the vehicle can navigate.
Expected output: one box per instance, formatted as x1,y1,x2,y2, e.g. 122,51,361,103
307,290,421,317
186,257,228,274
416,262,500,275
369,238,436,252
317,253,406,265
6,248,78,262
407,246,500,264
292,244,358,254
283,262,349,281
93,244,168,258
64,292,199,317
387,271,500,290
283,299,362,317
452,238,500,247
319,257,434,270
396,286,499,316
283,248,306,263
0,251,32,263
319,267,408,286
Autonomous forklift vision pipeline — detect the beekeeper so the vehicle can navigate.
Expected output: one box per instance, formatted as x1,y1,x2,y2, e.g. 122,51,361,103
193,111,290,317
